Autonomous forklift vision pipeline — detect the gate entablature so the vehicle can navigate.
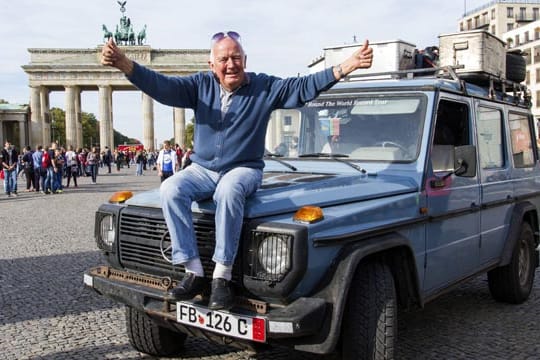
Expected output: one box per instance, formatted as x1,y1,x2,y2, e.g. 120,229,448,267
22,45,209,150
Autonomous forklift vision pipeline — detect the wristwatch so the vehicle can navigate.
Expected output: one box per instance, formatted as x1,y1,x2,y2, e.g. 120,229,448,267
336,64,345,79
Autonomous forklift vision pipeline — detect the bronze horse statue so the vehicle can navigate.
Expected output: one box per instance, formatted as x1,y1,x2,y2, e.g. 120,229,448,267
102,24,113,42
137,24,147,45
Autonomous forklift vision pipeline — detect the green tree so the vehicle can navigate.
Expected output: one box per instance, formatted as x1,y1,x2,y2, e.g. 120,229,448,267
50,107,66,145
47,107,139,149
184,122,194,148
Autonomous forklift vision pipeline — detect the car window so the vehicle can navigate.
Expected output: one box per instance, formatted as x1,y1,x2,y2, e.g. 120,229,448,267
509,112,535,167
477,106,505,169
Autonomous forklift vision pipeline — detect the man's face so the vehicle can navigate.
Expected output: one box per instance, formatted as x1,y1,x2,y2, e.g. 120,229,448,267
209,37,246,91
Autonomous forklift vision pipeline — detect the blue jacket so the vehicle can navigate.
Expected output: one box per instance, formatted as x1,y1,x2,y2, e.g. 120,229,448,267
128,63,337,172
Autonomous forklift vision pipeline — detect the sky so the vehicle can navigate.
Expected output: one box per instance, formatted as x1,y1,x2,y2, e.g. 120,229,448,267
0,0,490,145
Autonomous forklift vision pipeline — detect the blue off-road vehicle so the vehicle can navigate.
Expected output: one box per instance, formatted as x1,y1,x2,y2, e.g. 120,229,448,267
84,62,539,359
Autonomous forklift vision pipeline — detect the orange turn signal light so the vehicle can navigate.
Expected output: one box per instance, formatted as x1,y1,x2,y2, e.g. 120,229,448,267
109,191,133,204
293,206,324,224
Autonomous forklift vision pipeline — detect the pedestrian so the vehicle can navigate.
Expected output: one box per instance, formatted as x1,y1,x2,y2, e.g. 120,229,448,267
65,145,78,188
181,147,192,170
53,148,65,193
21,146,35,192
1,141,19,197
41,146,54,194
156,140,177,182
135,150,144,176
32,145,43,193
175,143,184,168
101,32,373,310
115,150,123,172
103,146,112,173
86,147,100,184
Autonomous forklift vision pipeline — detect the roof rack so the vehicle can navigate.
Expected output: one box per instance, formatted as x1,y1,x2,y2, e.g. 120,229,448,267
343,65,464,82
343,66,531,108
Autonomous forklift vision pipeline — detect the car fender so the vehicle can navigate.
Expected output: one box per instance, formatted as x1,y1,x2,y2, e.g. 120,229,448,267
295,232,421,354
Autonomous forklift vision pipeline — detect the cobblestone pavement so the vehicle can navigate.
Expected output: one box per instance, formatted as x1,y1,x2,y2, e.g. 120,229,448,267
0,167,539,359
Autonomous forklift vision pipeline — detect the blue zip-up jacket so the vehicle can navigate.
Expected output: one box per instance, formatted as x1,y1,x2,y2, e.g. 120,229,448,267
128,62,337,172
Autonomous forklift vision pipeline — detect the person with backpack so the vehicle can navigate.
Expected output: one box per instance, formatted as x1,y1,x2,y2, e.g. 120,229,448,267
65,145,79,188
41,146,53,194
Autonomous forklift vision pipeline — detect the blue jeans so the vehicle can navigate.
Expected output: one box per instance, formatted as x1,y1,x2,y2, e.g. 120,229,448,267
136,163,143,176
3,168,17,194
89,164,98,183
43,167,54,193
54,167,63,191
160,163,263,266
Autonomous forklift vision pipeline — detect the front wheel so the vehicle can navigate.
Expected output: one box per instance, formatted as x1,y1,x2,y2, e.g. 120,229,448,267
341,261,397,360
125,306,187,357
488,222,536,304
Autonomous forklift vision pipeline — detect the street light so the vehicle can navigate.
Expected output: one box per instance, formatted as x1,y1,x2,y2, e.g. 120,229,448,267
50,111,55,144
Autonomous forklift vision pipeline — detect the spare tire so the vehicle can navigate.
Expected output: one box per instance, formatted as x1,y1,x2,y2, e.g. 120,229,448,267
506,50,526,83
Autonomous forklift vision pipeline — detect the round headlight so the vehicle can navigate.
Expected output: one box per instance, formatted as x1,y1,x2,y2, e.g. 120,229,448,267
257,234,290,277
99,214,116,249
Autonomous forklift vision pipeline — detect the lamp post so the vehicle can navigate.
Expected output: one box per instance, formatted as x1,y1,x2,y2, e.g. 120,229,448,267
50,111,55,144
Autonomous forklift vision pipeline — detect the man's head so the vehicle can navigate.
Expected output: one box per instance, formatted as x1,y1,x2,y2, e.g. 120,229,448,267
208,31,246,92
4,141,11,149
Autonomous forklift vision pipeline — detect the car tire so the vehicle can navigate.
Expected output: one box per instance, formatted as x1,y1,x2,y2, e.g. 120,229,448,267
341,261,397,360
125,306,187,356
506,51,526,83
488,222,536,304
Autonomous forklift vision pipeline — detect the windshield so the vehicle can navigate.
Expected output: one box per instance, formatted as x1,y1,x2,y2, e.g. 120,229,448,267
267,94,427,162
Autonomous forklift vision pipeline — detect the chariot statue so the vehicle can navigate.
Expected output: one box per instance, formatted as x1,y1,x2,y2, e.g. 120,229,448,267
101,1,147,46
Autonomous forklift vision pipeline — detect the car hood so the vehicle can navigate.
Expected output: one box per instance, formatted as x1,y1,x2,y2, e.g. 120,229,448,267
125,171,419,218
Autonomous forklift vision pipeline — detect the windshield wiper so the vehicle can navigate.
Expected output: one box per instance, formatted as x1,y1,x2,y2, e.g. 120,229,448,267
264,153,297,171
299,153,367,174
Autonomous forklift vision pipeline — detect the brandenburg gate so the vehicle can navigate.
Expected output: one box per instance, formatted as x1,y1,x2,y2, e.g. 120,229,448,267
22,46,209,151
22,2,209,151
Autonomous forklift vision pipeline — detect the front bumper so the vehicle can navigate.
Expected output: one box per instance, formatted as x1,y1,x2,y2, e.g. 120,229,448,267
83,266,327,344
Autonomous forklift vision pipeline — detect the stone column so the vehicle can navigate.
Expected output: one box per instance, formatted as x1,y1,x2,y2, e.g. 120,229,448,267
109,97,114,150
142,93,154,150
19,120,27,148
174,107,185,146
65,85,79,148
75,90,82,149
98,85,112,150
40,87,50,146
29,86,42,147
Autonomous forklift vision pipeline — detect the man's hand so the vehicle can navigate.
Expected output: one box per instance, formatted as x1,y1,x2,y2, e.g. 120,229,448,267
101,38,134,76
334,39,374,80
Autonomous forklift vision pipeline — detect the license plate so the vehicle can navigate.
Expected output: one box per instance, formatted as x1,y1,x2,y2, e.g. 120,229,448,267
176,302,266,342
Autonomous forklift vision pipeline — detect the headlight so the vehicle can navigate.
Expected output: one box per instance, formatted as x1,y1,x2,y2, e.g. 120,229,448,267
256,234,291,281
97,214,116,251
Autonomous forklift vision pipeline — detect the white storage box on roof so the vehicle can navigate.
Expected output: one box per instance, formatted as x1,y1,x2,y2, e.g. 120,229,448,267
438,30,506,79
322,40,416,76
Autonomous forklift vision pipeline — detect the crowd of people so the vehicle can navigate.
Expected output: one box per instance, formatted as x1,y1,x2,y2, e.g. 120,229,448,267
0,140,193,197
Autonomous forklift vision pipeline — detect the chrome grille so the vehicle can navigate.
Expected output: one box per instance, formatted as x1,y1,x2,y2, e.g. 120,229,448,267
118,207,218,279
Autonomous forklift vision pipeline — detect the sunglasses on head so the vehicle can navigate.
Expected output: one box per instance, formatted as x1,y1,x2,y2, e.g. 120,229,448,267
211,31,241,43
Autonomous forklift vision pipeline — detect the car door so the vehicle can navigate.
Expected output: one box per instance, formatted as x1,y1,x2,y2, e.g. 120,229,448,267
424,97,481,294
475,103,513,265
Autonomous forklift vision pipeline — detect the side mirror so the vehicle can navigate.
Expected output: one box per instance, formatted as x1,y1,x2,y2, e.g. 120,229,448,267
454,145,476,177
431,144,477,188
